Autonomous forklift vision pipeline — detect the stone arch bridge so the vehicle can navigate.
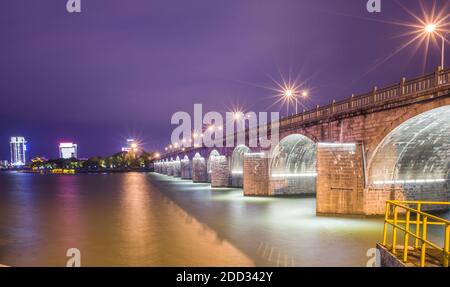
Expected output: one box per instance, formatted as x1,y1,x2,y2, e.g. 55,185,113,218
155,67,450,216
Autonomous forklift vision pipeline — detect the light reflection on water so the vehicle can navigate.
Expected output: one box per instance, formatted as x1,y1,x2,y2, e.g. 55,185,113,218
149,173,449,267
0,171,447,266
0,172,252,266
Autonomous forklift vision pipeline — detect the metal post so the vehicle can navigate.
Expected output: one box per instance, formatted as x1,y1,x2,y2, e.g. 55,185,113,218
441,33,445,70
415,203,421,249
420,216,428,267
403,210,410,262
392,206,398,254
444,224,449,268
382,202,390,246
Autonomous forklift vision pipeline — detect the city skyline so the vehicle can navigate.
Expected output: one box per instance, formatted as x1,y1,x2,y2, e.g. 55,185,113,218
0,1,448,159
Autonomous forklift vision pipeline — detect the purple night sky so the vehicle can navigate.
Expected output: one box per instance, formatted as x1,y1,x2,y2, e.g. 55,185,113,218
0,0,448,160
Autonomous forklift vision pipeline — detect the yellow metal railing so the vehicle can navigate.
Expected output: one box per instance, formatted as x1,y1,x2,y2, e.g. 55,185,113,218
382,200,450,267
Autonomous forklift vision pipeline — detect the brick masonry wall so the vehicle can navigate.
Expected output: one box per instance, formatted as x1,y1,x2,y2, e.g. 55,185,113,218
316,143,365,215
180,159,192,179
192,157,208,182
243,154,269,196
211,156,230,187
364,182,450,215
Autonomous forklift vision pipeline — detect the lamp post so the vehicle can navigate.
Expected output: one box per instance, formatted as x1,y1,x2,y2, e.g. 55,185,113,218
424,24,448,69
300,90,308,113
283,89,294,115
283,89,309,116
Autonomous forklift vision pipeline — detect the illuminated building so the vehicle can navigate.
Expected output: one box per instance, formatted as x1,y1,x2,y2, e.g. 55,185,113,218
122,138,139,153
59,142,78,159
0,160,8,168
10,137,27,166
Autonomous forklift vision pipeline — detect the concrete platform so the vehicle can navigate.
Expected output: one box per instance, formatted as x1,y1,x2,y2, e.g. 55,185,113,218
377,243,446,267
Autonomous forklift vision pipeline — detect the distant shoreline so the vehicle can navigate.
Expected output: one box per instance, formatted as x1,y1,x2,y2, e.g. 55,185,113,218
0,168,154,174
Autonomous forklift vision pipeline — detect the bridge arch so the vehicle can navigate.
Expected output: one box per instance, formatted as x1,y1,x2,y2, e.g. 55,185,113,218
368,105,450,205
270,134,316,176
207,149,220,173
230,145,251,187
268,134,317,195
207,149,220,182
367,97,450,161
230,145,251,174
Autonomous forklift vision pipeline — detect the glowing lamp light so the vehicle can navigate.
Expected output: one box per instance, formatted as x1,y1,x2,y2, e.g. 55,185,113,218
425,24,436,33
284,89,294,98
302,91,308,97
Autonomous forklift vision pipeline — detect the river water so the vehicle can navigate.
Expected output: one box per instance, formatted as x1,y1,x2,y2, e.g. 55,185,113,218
0,171,448,266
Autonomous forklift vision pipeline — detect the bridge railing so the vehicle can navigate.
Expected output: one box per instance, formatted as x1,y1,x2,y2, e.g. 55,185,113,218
382,200,450,267
280,67,450,129
161,68,450,157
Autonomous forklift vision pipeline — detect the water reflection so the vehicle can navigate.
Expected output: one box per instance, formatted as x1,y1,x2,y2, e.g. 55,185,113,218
0,172,253,266
150,173,449,267
1,171,447,266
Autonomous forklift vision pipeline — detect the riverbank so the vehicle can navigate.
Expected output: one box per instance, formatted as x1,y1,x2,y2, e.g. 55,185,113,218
6,168,154,175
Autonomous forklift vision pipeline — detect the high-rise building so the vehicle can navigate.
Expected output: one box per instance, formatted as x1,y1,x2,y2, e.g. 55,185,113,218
10,137,27,166
0,160,9,169
121,138,138,153
59,142,78,159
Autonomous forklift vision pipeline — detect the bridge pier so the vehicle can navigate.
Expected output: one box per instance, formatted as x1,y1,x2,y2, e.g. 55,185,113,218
243,152,316,196
167,160,174,176
243,153,269,195
164,161,169,175
180,156,192,179
211,155,230,187
173,157,181,177
316,143,365,216
192,154,208,182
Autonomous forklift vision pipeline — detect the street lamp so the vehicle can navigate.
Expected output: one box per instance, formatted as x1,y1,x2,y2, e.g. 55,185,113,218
283,89,295,115
233,112,242,120
424,23,448,69
283,88,309,115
